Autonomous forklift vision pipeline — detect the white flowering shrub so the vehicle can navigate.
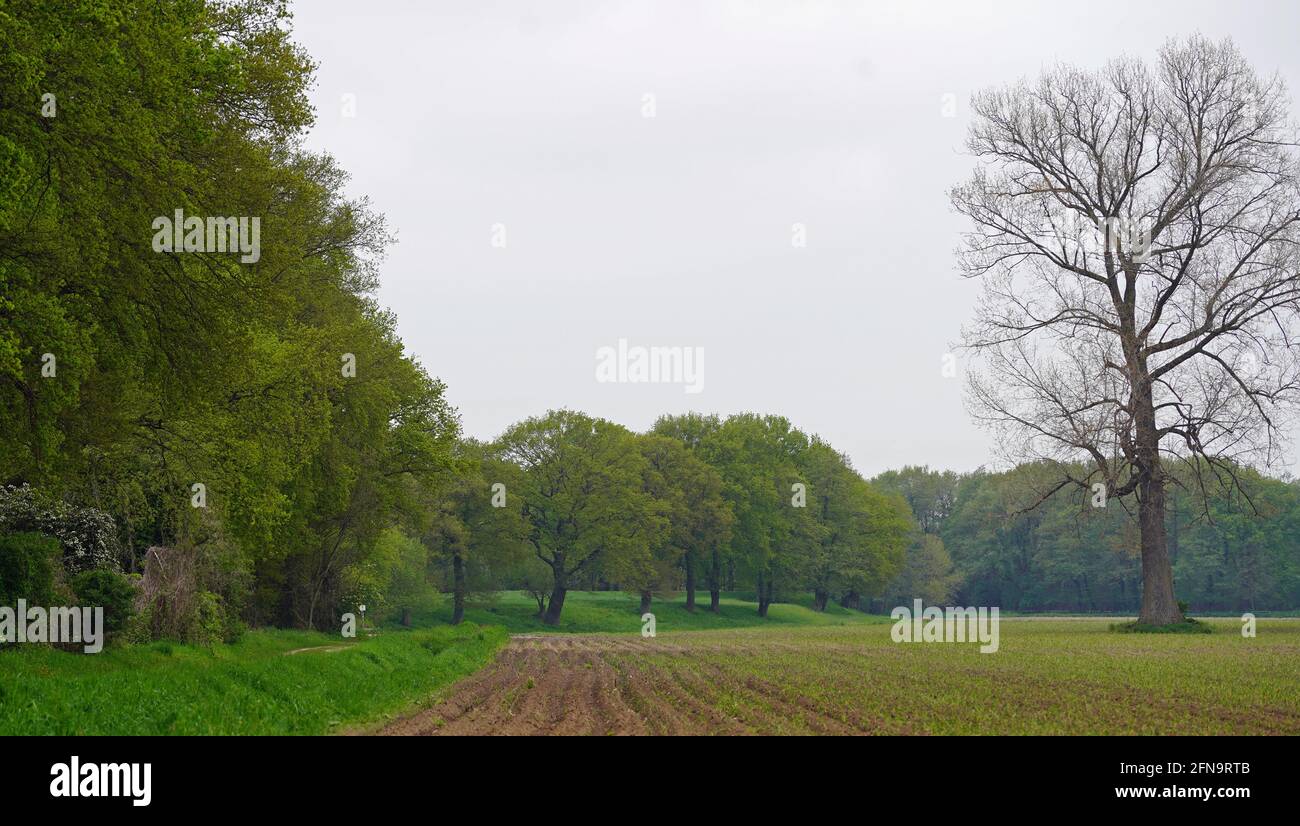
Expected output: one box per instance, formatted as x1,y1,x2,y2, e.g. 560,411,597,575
0,484,123,573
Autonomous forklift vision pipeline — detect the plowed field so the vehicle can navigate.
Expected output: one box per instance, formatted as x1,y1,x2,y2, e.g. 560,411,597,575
379,620,1300,735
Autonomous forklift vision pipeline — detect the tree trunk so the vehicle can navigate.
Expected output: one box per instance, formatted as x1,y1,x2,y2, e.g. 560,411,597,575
840,590,860,610
708,548,722,613
401,607,412,627
683,551,696,613
543,574,567,626
639,591,652,615
1134,382,1183,626
451,550,466,625
1137,468,1181,624
756,573,772,617
813,588,829,612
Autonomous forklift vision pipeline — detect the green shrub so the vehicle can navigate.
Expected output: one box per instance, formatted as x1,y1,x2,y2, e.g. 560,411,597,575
70,568,137,635
221,610,246,645
122,602,154,645
192,591,225,647
0,532,61,606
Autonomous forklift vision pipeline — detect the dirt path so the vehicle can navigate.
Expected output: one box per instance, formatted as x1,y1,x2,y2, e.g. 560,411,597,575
378,634,758,735
284,644,353,655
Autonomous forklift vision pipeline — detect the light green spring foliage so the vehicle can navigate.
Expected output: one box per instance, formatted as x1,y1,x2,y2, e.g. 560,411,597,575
795,439,912,603
0,1,458,627
419,440,531,589
713,414,805,584
651,412,909,608
619,433,733,598
496,410,663,591
340,527,440,625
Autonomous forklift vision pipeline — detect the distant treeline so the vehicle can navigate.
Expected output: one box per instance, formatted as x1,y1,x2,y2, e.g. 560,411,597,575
873,464,1300,613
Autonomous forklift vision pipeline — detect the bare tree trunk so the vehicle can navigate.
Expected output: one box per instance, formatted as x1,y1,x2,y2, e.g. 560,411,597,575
639,591,652,615
1137,466,1181,624
451,550,466,625
1134,385,1183,626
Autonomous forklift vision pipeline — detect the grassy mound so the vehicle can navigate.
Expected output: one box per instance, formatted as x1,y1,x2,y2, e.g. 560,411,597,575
1109,617,1214,634
407,590,887,634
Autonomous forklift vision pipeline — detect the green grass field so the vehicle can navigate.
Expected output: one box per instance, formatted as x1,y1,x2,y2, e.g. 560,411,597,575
0,623,506,735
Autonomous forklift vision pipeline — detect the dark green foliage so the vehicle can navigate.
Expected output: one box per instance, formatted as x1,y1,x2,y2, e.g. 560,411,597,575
0,532,60,606
70,569,136,634
887,462,1300,613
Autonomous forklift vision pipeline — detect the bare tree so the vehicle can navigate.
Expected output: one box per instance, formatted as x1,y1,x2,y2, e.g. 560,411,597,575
952,36,1300,625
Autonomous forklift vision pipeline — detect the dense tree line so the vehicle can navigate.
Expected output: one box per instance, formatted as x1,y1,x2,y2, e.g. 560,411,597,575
1,0,457,639
423,410,912,626
874,465,1300,613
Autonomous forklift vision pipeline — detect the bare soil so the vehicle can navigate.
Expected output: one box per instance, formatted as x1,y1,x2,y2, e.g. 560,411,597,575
377,634,823,735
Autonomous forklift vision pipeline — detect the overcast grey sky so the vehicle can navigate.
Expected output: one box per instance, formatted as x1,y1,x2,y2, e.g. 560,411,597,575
292,0,1300,477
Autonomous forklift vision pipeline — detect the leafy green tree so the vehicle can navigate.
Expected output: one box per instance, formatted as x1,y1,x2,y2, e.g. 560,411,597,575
0,532,60,607
678,414,807,617
871,466,961,535
0,1,459,633
653,413,732,611
883,534,961,608
495,410,660,626
419,440,530,624
797,440,911,611
615,434,731,615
